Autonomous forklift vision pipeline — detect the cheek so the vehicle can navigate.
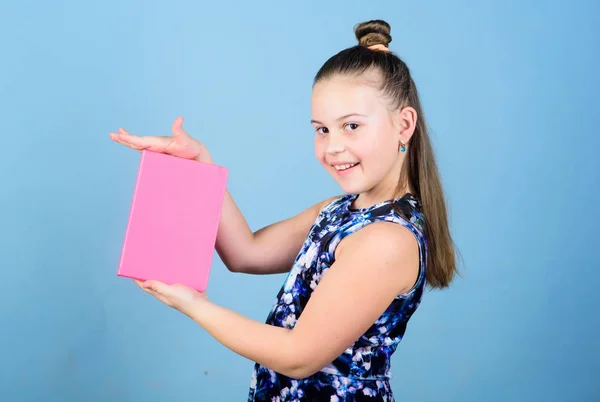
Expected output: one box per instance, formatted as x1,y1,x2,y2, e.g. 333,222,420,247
314,137,327,164
355,133,398,168
358,136,393,158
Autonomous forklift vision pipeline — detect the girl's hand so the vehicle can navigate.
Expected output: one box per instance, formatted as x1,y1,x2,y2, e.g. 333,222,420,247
134,279,208,316
109,117,213,164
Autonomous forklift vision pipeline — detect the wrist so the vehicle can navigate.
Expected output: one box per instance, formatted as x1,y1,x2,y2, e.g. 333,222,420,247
183,296,216,324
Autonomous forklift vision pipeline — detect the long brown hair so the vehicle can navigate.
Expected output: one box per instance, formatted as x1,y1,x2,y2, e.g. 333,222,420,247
313,19,459,289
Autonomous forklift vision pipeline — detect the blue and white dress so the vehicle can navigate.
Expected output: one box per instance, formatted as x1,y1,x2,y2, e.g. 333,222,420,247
247,193,427,402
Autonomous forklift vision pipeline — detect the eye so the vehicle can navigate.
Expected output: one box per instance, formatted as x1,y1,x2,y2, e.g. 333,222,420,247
316,126,329,135
344,123,360,131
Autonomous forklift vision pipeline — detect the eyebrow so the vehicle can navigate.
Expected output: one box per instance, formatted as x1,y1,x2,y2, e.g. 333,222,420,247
310,113,368,125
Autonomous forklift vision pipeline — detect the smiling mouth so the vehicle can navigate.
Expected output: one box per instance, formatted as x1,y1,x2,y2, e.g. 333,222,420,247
332,162,359,171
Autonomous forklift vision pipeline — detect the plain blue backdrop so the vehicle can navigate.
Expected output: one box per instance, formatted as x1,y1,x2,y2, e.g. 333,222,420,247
1,0,598,401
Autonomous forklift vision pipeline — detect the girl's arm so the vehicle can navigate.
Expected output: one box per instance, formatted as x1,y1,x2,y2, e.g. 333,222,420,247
215,192,337,275
173,221,420,379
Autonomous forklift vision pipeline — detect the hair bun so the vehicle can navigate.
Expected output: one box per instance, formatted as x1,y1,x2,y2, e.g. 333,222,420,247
354,19,392,48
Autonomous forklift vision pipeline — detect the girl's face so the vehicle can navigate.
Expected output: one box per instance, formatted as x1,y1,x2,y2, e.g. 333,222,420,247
311,73,414,204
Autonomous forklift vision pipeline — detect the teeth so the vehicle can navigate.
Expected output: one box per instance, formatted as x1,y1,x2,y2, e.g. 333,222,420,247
334,163,358,171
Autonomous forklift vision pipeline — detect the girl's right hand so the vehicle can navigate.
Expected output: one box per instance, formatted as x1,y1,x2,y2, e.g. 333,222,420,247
109,116,213,164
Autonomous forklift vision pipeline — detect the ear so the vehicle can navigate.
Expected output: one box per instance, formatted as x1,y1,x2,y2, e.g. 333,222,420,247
395,106,418,143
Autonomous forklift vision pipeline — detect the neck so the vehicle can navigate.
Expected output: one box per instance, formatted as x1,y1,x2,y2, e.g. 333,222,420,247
352,157,411,209
352,183,412,210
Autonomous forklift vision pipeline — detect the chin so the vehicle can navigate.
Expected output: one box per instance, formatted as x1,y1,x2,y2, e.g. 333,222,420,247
323,168,362,195
333,179,368,195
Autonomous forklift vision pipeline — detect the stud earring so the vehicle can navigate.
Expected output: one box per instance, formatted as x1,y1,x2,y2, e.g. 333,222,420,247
400,140,406,152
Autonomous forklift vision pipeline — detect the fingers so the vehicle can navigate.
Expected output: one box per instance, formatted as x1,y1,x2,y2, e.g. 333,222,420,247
134,279,165,297
110,132,144,151
110,129,171,152
133,279,161,293
134,280,155,296
171,116,188,140
109,129,144,150
142,280,167,295
140,280,174,306
111,128,148,148
110,117,187,154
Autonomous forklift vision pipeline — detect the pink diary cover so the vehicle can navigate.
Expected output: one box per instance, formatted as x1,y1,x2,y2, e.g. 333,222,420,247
117,150,228,292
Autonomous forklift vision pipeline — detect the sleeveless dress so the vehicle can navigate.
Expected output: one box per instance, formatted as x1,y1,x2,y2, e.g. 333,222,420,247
247,193,427,402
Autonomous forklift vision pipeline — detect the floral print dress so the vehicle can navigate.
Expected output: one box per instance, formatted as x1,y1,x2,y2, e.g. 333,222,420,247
247,193,427,402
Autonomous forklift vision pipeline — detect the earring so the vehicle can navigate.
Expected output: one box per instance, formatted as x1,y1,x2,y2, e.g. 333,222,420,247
400,140,406,152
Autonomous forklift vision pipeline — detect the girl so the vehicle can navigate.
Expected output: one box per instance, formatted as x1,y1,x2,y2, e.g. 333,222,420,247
110,19,457,402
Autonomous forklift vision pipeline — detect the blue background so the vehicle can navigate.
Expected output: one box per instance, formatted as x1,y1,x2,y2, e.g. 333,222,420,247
1,0,598,401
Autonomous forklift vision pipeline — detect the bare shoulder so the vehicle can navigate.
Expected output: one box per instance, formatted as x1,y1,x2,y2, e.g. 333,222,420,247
345,221,418,250
289,193,344,235
296,194,344,224
316,194,344,214
335,221,420,293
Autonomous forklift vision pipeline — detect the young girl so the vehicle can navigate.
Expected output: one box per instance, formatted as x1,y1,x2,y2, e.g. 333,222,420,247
110,19,457,402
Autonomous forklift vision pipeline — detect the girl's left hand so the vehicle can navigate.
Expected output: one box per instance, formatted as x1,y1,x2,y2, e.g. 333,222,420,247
134,279,207,315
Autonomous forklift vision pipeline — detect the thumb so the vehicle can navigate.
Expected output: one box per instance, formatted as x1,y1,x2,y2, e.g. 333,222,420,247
171,116,189,140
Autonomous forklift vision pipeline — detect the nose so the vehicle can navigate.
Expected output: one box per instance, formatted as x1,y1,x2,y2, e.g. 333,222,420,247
326,132,345,154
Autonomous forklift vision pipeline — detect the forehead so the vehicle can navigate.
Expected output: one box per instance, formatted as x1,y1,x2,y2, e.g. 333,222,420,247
311,73,385,117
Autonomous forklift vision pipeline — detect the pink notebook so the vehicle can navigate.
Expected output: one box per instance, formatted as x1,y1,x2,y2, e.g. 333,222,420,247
117,150,228,292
